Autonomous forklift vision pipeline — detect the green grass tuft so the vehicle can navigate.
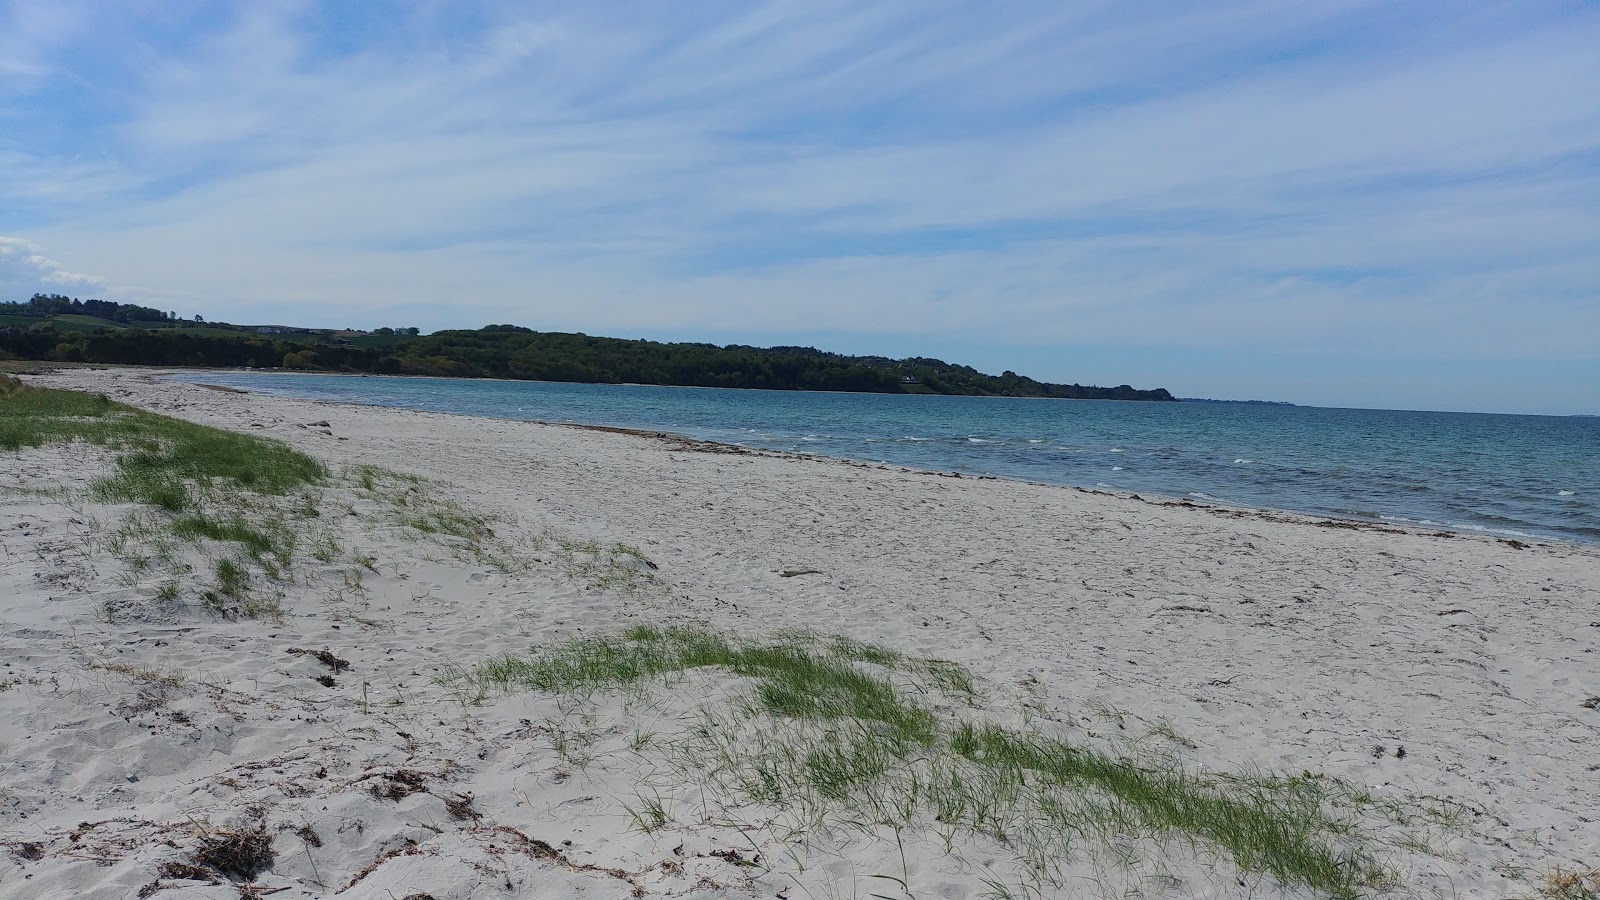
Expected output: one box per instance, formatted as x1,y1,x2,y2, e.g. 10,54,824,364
213,558,249,597
171,514,280,558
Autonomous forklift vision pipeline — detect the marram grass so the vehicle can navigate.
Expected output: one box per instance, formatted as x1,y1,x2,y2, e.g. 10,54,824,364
456,625,1396,899
1,374,324,504
2,374,323,617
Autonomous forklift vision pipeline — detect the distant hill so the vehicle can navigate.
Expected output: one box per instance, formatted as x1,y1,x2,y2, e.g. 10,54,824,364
0,294,1177,401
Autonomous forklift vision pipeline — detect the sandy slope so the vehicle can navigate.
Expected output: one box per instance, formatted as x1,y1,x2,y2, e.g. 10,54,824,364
1,367,1596,899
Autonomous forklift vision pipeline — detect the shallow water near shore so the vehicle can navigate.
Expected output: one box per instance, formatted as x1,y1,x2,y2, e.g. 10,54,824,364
173,371,1600,544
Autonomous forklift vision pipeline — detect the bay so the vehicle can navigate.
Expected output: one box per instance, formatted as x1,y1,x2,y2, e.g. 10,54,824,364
171,372,1600,545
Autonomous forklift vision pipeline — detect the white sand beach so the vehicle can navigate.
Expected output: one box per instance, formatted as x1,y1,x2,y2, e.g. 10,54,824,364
2,367,1597,900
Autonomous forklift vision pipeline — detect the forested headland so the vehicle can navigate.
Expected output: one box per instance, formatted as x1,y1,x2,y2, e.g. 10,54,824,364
0,294,1176,401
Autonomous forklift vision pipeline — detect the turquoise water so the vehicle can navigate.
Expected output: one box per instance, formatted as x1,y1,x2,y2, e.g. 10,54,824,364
173,372,1600,545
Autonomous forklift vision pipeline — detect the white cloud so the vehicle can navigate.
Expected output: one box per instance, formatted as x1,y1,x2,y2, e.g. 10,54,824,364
0,236,106,294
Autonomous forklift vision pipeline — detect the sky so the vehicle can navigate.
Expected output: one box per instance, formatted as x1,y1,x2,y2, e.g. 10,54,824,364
1,1,1597,414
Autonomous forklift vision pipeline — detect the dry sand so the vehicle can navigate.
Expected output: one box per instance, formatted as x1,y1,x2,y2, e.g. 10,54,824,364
2,367,1597,899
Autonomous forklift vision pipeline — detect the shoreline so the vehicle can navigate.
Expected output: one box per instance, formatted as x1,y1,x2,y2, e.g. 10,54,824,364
168,366,1575,551
4,366,1597,898
554,419,1548,550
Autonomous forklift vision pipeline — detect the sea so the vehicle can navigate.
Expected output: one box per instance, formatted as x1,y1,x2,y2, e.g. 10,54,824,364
170,372,1600,545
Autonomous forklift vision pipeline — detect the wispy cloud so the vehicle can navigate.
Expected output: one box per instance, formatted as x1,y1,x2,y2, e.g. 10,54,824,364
0,1,85,82
1,1,1596,411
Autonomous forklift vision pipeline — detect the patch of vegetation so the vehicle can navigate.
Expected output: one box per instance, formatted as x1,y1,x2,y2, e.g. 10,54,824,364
86,659,188,688
348,464,546,575
170,513,287,560
155,578,180,603
454,626,1398,899
351,466,497,550
3,375,324,617
308,526,343,562
473,626,956,741
212,558,250,596
1,375,323,497
542,535,661,592
951,723,1385,893
1541,868,1600,900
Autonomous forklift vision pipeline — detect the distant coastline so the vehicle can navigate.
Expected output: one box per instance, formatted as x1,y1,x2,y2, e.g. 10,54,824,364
1178,397,1296,406
0,293,1177,402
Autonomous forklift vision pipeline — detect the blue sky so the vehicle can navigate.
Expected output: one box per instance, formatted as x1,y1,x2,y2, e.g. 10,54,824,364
2,1,1597,414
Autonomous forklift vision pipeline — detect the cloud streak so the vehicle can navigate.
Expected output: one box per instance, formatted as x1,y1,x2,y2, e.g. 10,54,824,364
0,1,1596,412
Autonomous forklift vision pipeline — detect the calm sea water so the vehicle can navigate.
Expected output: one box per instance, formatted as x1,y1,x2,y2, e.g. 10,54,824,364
172,372,1600,545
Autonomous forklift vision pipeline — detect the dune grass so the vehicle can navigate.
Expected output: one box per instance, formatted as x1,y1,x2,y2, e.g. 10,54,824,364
1540,868,1600,900
348,463,661,589
473,625,954,746
170,513,292,560
458,625,1395,899
944,722,1381,894
2,374,326,616
347,464,522,567
2,382,538,616
1,374,324,502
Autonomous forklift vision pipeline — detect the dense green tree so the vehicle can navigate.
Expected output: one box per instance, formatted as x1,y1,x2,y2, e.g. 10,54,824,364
1,294,174,324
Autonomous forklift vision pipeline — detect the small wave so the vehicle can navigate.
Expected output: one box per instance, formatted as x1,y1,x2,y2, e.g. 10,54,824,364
968,437,995,444
1559,490,1576,497
801,435,821,442
1110,447,1125,453
1111,466,1124,471
1234,458,1252,464
1027,439,1046,444
901,436,929,442
1453,522,1534,538
1190,491,1216,500
1359,513,1532,539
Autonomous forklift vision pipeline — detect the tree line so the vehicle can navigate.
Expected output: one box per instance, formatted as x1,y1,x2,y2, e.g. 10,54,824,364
1,293,177,324
0,304,1176,401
